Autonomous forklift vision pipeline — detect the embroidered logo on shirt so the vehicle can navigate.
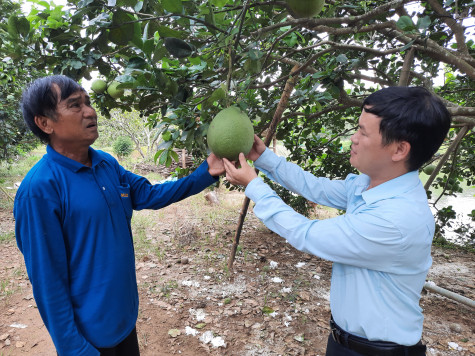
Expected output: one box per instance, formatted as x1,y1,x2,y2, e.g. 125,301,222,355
121,193,129,198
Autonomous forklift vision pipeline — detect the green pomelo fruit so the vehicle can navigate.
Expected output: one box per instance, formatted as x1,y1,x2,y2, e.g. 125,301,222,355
164,37,193,58
91,79,107,94
207,106,254,161
423,164,436,175
107,81,124,99
286,0,325,18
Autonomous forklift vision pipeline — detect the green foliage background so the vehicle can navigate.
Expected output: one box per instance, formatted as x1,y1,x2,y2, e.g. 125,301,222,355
112,135,134,159
2,0,474,245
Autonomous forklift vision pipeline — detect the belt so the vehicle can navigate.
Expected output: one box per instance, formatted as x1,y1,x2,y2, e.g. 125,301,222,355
330,318,426,356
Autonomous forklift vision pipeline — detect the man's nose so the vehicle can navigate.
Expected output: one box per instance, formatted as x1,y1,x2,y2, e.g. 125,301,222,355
84,105,97,117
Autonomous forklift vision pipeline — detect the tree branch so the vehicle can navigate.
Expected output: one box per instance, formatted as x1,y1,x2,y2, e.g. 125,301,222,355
399,47,416,86
252,0,413,36
424,126,470,190
426,0,469,54
377,26,475,80
346,73,394,87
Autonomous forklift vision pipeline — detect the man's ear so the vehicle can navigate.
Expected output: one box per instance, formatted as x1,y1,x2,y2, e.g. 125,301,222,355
392,141,410,163
34,116,53,134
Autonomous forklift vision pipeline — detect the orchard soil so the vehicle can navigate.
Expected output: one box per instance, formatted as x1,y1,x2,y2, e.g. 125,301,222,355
0,178,474,355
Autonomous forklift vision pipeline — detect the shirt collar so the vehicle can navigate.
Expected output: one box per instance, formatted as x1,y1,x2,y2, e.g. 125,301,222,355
46,145,103,172
361,171,421,205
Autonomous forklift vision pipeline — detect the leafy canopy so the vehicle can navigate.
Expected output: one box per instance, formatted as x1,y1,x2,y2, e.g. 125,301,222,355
5,0,475,244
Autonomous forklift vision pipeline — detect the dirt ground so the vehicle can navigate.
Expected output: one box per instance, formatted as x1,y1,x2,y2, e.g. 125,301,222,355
0,187,474,356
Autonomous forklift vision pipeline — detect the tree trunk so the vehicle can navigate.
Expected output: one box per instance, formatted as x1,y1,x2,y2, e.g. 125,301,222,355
228,65,301,271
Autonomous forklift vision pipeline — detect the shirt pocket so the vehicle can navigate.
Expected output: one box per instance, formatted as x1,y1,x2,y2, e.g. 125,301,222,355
118,183,133,219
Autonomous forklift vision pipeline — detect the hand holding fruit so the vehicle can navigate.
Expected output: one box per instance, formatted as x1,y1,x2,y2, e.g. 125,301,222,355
245,135,266,162
223,153,258,187
206,153,225,177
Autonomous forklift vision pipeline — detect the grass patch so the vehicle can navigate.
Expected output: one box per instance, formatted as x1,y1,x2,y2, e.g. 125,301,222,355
160,279,178,298
0,147,45,183
143,172,165,182
0,231,15,244
0,147,45,209
132,212,158,256
0,272,23,298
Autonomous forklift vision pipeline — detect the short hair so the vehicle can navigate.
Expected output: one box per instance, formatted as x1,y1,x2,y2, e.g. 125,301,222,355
362,86,451,172
21,75,85,143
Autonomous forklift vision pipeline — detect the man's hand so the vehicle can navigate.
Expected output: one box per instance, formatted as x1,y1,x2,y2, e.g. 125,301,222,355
223,153,258,187
246,135,266,161
206,153,225,176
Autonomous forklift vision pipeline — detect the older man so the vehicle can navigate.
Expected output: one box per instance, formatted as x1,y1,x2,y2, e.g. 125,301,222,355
14,75,224,356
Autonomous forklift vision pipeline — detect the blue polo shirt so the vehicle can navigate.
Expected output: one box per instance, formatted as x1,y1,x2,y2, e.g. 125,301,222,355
246,148,433,345
14,145,218,355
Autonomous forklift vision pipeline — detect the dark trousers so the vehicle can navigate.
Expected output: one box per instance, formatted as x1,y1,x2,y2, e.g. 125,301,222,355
326,333,366,356
57,327,140,356
325,331,426,356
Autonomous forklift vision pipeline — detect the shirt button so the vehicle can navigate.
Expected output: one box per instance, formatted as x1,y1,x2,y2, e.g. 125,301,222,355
103,187,106,190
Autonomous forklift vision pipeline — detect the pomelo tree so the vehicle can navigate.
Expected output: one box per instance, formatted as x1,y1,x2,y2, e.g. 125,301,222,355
5,0,475,244
0,0,46,160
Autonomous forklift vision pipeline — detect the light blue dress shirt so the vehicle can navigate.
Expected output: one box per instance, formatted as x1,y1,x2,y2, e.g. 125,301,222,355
245,148,433,346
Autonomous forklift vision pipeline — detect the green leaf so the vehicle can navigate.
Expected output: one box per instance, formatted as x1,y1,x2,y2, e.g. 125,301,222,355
167,328,181,337
169,150,179,162
210,0,228,7
156,26,185,39
244,58,262,74
165,155,172,167
188,56,202,66
143,39,155,56
134,1,144,12
249,48,263,61
17,17,30,37
117,0,140,8
400,39,415,52
7,16,19,37
164,37,193,58
157,139,173,150
162,0,183,13
416,16,431,30
69,60,83,69
7,16,31,37
108,11,135,45
162,131,172,141
396,16,415,31
139,94,161,110
78,0,95,6
158,150,168,165
335,54,348,64
262,306,274,315
208,87,226,105
127,57,147,69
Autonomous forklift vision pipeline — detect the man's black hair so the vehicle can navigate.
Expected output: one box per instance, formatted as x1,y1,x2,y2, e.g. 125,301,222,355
362,86,451,172
21,75,85,143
